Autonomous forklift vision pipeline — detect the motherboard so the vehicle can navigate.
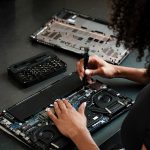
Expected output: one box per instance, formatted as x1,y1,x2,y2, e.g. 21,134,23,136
0,72,134,150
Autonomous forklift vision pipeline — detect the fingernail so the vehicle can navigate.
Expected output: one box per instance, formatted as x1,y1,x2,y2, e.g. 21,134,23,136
45,107,51,112
55,99,59,101
83,102,86,107
54,102,57,105
85,69,90,75
49,104,54,107
79,76,83,81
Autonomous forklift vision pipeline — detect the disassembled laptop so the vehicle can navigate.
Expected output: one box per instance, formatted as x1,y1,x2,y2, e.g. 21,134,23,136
31,9,130,65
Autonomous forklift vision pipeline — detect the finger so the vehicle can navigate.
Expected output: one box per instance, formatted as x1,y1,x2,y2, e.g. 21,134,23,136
46,108,58,123
85,69,100,76
62,99,73,109
78,102,86,116
54,101,61,116
57,100,67,112
88,55,99,65
77,64,84,79
86,76,94,84
88,55,102,64
76,60,84,79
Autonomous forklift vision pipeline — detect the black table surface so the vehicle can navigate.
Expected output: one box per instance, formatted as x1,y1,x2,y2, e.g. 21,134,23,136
0,0,146,149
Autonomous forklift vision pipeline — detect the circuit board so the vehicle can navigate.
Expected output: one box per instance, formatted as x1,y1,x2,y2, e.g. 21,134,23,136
31,9,130,65
0,72,134,150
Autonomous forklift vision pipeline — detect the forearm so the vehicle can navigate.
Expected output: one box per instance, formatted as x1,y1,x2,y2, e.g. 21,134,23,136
71,128,100,150
142,144,147,150
114,65,150,84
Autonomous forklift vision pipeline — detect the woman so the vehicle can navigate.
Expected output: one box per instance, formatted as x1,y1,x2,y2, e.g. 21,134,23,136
47,0,150,149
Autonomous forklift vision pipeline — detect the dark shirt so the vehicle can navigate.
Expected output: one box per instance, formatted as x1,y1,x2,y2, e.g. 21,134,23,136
121,84,150,150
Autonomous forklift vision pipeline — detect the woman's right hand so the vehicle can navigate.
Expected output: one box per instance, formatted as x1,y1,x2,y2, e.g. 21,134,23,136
76,55,118,80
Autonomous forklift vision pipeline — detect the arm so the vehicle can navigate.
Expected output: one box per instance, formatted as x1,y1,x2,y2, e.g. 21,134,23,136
142,144,147,150
71,128,99,150
77,55,150,84
114,66,150,84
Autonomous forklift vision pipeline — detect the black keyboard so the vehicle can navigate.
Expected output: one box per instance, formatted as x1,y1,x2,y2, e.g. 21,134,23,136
8,52,67,87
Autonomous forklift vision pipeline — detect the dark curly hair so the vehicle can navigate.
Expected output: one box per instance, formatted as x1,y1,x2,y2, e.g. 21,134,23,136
110,0,150,74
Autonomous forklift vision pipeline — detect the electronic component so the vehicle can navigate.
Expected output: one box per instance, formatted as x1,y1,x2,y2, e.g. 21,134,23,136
0,72,134,149
31,9,130,65
8,52,67,87
7,73,83,122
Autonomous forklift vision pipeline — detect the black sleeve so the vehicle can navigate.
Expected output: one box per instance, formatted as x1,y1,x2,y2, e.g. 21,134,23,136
121,84,150,150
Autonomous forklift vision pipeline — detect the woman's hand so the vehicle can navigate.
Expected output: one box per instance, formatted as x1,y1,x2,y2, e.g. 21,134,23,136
77,55,118,80
47,99,100,150
47,99,87,139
